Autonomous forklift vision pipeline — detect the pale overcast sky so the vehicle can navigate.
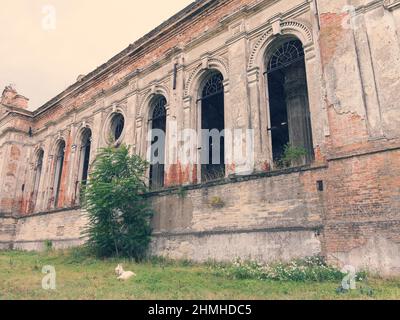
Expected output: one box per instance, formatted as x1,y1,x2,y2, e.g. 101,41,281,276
0,0,193,110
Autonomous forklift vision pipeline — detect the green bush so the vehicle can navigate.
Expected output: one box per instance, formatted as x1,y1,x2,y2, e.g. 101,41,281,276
277,143,307,168
212,256,347,282
83,144,153,260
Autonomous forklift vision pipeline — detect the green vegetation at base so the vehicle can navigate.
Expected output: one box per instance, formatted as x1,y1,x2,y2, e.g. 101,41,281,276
1,249,399,300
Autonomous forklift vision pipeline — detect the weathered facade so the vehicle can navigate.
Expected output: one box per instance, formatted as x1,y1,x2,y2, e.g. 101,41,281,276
1,0,400,275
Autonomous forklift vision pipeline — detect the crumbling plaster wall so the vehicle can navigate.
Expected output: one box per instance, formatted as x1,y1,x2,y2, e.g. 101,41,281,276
319,0,400,148
317,0,400,275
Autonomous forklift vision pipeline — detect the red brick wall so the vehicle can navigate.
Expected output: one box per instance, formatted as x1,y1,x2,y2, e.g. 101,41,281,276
323,149,400,264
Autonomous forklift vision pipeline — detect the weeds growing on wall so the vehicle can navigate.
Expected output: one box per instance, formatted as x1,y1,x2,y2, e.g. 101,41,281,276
277,143,308,168
82,144,153,260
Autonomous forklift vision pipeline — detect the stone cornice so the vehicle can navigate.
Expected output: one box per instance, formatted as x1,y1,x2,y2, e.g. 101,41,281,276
384,0,400,10
0,106,33,124
350,0,400,14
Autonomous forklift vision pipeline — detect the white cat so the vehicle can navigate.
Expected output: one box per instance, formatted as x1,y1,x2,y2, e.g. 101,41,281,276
115,264,136,281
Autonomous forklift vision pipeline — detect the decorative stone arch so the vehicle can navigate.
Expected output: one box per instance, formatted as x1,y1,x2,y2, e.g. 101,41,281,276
49,137,67,208
32,145,45,166
72,125,93,204
73,119,93,146
74,123,93,147
184,57,230,99
137,83,170,119
247,19,314,71
245,19,322,172
31,145,45,175
135,85,170,161
179,57,230,184
49,134,68,157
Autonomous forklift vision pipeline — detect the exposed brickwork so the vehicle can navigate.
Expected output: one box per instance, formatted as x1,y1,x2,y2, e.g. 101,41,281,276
319,13,348,65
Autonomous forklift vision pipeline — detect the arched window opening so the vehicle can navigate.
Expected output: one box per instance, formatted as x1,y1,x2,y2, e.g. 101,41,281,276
79,129,92,185
149,95,166,190
200,71,225,181
53,140,66,208
266,39,314,166
110,113,125,143
31,149,44,212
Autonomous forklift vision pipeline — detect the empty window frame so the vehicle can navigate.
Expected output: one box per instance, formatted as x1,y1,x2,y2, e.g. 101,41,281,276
200,71,225,181
149,95,167,190
266,39,314,166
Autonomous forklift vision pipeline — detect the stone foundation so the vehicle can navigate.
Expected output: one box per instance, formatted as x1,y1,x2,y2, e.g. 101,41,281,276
11,209,88,251
151,228,321,263
0,216,17,250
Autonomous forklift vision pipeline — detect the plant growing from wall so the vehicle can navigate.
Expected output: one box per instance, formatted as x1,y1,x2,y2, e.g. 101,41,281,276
82,144,153,260
177,186,188,199
210,196,225,209
277,143,307,168
43,240,53,252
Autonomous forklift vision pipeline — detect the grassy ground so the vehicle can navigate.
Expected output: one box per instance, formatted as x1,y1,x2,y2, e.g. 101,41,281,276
0,250,399,300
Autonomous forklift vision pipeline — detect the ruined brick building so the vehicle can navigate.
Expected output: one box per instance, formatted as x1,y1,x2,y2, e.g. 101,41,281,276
1,0,400,274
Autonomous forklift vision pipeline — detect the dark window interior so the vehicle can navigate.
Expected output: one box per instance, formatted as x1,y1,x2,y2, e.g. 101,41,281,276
150,96,166,190
111,114,125,141
54,141,65,207
31,149,44,211
267,39,314,166
81,130,92,185
268,68,289,162
201,72,225,181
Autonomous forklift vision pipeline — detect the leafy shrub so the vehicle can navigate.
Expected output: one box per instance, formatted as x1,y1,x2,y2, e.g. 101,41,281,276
212,256,346,282
277,143,307,168
83,144,153,260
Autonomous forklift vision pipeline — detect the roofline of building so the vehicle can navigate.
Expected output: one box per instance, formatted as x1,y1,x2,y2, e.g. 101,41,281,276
32,0,218,116
0,104,34,119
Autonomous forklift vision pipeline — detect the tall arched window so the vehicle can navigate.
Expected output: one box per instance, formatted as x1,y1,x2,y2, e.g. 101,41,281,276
200,71,225,181
53,140,66,208
31,149,44,212
266,38,314,166
149,95,166,190
79,129,92,184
